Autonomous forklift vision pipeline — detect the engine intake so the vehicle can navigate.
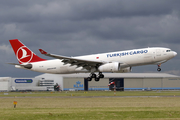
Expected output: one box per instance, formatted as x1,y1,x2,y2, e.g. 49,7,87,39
98,62,120,72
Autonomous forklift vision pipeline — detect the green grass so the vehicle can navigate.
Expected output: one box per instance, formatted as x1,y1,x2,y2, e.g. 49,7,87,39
1,107,180,120
1,91,180,97
1,91,180,120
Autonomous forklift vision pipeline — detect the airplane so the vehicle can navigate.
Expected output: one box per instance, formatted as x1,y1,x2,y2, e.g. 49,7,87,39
9,39,177,81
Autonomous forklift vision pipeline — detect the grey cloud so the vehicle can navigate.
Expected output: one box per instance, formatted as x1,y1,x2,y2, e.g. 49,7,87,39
0,0,180,77
0,0,179,23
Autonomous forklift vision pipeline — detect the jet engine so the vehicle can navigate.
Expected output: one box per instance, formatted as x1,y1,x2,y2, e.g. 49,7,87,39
98,62,120,72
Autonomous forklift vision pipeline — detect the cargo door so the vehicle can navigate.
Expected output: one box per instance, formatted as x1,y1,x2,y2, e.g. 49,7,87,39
155,49,162,61
143,50,153,63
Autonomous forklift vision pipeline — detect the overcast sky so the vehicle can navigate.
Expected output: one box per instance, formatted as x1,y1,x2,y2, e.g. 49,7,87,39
0,0,180,77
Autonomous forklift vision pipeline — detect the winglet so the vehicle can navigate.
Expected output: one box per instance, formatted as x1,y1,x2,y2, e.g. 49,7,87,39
39,49,48,54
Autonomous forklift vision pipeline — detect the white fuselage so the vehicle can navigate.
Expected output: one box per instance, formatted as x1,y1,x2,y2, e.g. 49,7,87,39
16,47,177,74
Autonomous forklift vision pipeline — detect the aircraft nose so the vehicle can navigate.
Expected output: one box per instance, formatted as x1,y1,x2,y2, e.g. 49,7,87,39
173,51,177,56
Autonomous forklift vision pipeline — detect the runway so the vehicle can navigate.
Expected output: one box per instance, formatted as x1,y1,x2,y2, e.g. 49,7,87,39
0,95,179,98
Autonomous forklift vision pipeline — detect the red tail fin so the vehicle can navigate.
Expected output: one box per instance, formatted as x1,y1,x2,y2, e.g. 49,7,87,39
9,39,46,64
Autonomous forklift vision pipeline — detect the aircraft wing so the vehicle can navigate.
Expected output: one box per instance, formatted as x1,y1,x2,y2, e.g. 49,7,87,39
39,49,105,70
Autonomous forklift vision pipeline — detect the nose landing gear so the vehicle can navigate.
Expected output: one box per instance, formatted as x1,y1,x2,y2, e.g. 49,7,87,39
157,64,161,72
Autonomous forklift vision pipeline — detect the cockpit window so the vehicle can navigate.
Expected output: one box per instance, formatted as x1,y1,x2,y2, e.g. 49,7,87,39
166,50,171,52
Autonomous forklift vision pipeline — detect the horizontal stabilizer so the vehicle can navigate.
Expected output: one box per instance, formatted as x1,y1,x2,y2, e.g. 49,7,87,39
7,63,32,69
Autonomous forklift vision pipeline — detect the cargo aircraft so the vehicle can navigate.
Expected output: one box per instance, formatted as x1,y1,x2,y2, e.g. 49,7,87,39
9,39,177,81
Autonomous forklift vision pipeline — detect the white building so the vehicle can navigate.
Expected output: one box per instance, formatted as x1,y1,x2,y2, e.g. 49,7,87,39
0,73,180,91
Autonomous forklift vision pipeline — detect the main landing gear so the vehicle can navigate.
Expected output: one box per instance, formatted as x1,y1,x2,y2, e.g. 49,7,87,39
157,64,161,72
87,72,104,82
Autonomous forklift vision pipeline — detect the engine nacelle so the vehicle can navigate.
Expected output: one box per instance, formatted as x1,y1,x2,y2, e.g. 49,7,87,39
98,62,120,72
119,67,132,73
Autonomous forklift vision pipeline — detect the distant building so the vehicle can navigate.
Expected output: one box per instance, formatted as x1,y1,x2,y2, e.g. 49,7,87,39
0,73,180,91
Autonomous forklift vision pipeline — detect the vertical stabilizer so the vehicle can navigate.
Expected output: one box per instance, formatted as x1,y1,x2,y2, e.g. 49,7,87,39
9,39,46,64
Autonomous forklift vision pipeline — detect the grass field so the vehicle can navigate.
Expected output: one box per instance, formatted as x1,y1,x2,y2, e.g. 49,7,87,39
1,91,180,120
1,90,180,97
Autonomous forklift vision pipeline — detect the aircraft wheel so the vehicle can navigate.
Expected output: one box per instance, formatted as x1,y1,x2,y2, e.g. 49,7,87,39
99,72,104,78
99,74,104,78
91,73,96,78
95,77,100,82
87,77,92,81
157,68,161,72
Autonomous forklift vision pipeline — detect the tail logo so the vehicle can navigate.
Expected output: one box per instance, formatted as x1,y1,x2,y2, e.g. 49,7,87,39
16,46,33,64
